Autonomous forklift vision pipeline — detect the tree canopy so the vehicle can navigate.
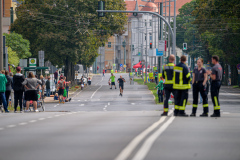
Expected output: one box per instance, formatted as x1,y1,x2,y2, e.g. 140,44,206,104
11,0,127,80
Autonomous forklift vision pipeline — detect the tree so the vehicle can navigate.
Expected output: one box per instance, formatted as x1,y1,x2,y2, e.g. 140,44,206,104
3,32,31,59
11,0,127,80
8,47,20,74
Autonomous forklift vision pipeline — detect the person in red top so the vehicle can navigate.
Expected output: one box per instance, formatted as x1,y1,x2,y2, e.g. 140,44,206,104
57,77,66,103
103,68,105,77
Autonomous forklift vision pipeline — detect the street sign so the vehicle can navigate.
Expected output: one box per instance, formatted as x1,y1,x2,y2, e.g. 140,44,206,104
124,65,126,68
29,58,37,67
158,40,166,51
20,59,27,68
237,64,240,70
38,50,45,67
120,64,123,67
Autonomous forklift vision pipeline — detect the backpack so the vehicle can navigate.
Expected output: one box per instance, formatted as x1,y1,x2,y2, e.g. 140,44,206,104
58,80,64,88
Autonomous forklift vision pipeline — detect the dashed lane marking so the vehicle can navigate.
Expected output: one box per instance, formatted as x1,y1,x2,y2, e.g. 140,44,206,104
19,122,27,125
29,120,37,123
0,128,4,130
79,104,85,106
38,118,45,120
7,125,16,128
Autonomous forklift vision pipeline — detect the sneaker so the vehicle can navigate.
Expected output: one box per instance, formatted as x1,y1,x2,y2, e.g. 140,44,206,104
25,110,30,112
121,93,123,97
5,110,10,113
35,109,39,112
14,111,17,113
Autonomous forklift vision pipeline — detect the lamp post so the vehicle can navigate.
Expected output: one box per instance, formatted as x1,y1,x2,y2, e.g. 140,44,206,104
122,40,126,71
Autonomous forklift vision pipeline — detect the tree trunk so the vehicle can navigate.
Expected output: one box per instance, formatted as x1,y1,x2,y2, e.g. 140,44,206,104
64,57,75,81
224,63,228,86
231,65,238,85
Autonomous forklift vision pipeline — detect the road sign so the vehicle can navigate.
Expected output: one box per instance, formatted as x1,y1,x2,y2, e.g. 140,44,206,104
29,58,37,67
124,65,126,68
20,59,27,68
158,40,166,51
38,50,45,67
120,64,123,67
237,64,240,70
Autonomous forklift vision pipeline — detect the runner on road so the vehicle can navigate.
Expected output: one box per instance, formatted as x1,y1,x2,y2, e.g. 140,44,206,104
109,73,116,89
117,75,125,96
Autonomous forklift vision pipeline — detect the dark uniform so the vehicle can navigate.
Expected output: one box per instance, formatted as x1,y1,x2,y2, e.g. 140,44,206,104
191,67,209,116
162,63,175,116
173,62,191,116
210,63,222,117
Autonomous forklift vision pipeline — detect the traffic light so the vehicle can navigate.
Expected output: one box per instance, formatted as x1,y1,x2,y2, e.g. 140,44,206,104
98,1,105,17
183,43,187,50
150,43,152,49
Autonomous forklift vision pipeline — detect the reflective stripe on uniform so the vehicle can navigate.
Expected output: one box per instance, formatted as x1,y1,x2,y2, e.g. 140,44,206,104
186,73,190,78
164,108,169,112
193,104,198,108
203,104,209,107
214,96,220,110
175,105,179,109
164,63,175,84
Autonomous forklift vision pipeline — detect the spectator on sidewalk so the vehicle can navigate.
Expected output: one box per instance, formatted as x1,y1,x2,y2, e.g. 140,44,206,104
54,70,58,83
0,71,9,112
13,67,25,113
40,75,46,98
46,77,51,97
88,77,91,85
9,72,14,107
22,72,42,112
5,71,12,107
64,76,71,98
57,77,66,103
155,76,164,103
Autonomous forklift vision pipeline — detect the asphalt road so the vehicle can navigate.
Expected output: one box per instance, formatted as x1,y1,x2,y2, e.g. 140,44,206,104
0,73,240,160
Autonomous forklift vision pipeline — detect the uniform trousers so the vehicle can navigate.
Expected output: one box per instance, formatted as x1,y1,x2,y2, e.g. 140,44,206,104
192,82,208,113
211,81,221,111
175,89,188,114
164,88,175,113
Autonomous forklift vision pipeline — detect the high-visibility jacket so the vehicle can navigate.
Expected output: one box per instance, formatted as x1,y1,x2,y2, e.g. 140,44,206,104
173,62,191,90
162,63,175,88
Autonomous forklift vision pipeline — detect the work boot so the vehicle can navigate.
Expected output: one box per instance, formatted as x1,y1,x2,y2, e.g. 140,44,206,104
178,110,188,117
161,112,168,116
110,88,112,89
190,113,196,117
211,110,220,117
174,109,179,116
200,113,208,117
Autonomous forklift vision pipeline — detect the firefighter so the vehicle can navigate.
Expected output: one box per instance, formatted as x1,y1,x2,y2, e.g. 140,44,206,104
173,55,191,117
161,55,175,116
190,58,209,117
206,55,223,117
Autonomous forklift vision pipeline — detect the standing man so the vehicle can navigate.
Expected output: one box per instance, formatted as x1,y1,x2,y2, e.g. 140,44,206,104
13,67,25,113
54,70,58,84
161,54,175,116
173,55,191,117
57,77,66,103
109,73,116,89
46,77,51,97
117,75,126,96
0,71,9,112
154,70,158,84
206,55,223,117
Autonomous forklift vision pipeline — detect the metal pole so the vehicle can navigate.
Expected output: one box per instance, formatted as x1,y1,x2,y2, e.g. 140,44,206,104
114,35,115,71
173,0,176,56
168,0,171,56
131,29,133,73
145,14,148,83
160,2,163,73
0,0,3,70
100,47,101,73
124,40,126,72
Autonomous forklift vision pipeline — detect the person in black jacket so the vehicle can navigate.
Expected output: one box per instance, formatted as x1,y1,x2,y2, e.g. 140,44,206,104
5,71,12,107
13,67,25,113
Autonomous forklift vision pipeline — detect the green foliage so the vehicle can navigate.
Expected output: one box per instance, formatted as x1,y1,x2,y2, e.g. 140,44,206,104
8,47,20,74
10,0,127,79
3,33,31,59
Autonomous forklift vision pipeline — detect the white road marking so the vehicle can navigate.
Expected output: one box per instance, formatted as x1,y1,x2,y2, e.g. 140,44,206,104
7,125,16,128
38,118,45,120
85,100,87,101
95,77,104,86
78,100,81,101
114,110,173,160
90,85,102,99
105,105,108,108
132,116,175,160
19,122,27,125
29,120,37,123
131,103,135,105
0,128,4,130
79,104,85,106
54,115,60,117
47,116,53,119
108,102,110,105
223,112,230,114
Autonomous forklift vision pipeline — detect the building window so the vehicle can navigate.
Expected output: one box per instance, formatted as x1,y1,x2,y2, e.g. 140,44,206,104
108,42,111,48
145,34,147,40
150,20,152,26
145,20,147,27
149,33,152,41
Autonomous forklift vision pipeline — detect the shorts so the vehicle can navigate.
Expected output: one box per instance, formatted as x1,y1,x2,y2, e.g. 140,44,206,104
25,90,38,101
58,89,64,96
119,84,124,90
111,82,115,85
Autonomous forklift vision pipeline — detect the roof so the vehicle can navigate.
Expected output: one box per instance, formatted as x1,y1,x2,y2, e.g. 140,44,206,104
125,0,192,17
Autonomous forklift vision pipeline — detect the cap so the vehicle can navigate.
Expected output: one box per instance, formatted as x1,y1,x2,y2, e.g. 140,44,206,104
16,66,21,71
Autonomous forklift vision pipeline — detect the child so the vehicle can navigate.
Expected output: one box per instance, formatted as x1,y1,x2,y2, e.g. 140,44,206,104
88,77,91,85
155,76,164,103
54,93,59,100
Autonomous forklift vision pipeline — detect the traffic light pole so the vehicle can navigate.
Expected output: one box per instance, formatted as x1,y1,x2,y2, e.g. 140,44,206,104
0,0,3,70
96,10,175,59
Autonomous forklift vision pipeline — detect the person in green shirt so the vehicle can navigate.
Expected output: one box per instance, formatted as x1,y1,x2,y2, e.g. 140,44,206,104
155,76,164,103
109,73,116,89
0,71,9,112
